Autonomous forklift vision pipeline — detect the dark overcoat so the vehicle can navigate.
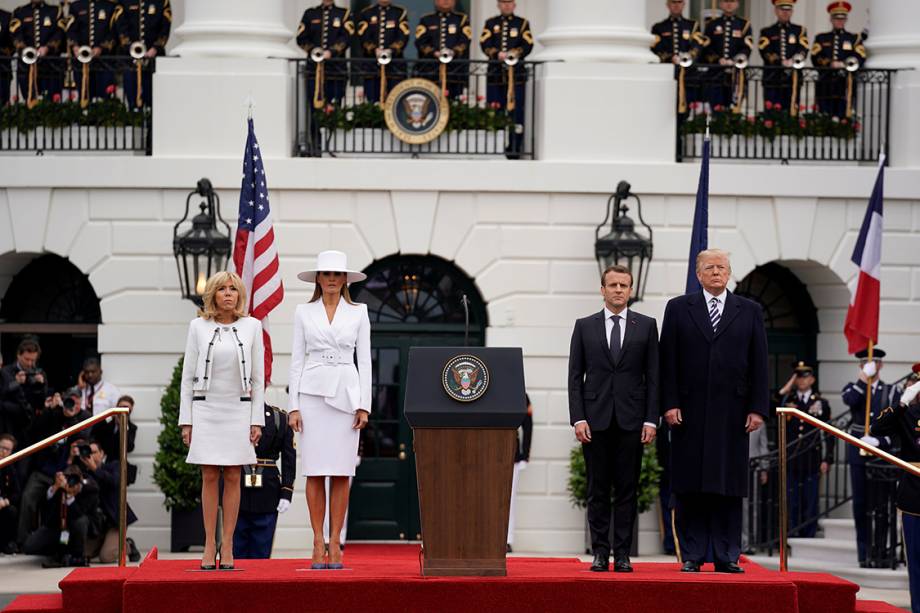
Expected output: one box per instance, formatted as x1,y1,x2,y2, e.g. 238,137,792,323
659,291,769,497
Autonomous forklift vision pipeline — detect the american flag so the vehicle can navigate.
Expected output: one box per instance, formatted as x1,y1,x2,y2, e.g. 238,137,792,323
233,117,283,384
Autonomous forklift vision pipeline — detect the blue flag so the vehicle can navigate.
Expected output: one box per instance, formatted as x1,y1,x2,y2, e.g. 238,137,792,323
685,136,710,294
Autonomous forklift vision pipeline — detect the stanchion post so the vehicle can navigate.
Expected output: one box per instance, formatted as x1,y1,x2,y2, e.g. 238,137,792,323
778,412,788,572
118,411,128,567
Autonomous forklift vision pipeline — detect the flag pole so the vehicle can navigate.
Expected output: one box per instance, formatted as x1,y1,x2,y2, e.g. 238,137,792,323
861,340,874,455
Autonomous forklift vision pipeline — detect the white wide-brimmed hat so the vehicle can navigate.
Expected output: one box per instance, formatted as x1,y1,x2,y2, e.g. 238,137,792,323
297,250,367,284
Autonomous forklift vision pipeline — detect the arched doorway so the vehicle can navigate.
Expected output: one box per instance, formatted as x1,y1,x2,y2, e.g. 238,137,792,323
734,262,819,394
0,254,101,392
347,254,488,540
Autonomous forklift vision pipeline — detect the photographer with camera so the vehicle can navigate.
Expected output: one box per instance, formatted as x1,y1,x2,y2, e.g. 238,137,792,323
0,433,21,554
91,395,137,461
23,464,98,568
16,388,90,547
1,338,49,418
79,439,140,563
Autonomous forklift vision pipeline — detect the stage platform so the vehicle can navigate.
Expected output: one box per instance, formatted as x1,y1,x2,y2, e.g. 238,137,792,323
1,545,908,613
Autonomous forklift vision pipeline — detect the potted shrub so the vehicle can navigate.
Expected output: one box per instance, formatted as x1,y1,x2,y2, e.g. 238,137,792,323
152,358,204,552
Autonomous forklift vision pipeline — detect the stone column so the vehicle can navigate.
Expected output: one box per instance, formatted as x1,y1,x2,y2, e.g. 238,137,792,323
170,0,298,59
535,0,651,63
866,0,920,167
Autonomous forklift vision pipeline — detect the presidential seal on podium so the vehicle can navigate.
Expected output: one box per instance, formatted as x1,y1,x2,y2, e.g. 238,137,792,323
383,78,450,145
442,354,490,402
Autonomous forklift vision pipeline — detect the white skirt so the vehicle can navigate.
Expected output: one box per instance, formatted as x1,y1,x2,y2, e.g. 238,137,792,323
299,393,360,477
185,394,257,466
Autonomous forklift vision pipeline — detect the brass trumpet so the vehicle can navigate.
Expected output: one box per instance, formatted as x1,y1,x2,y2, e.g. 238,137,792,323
731,54,748,113
76,45,94,64
733,53,748,70
21,46,39,65
678,51,694,68
504,50,520,111
377,48,393,103
310,47,326,110
310,47,326,63
844,56,860,118
677,52,693,113
503,49,520,67
377,48,393,65
129,41,147,60
845,56,860,72
791,53,806,70
790,54,806,116
437,47,455,64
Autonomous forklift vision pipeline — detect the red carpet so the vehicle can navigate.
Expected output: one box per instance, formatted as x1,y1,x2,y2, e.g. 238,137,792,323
1,545,893,613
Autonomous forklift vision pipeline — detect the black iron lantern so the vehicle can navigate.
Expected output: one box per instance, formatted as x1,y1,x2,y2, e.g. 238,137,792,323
594,180,654,305
173,178,232,307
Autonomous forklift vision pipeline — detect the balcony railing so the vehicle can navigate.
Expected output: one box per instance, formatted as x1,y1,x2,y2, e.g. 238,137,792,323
292,58,538,159
0,56,153,154
676,66,894,164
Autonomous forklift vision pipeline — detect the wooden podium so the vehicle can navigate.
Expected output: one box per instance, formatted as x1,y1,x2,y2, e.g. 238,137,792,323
405,347,527,577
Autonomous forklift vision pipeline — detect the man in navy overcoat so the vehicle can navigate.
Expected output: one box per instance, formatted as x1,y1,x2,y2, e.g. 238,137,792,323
659,248,769,573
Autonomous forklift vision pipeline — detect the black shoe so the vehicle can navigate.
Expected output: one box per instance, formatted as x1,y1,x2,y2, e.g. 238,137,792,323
59,554,88,568
127,538,141,563
506,544,513,554
681,560,701,573
613,554,633,573
590,552,610,572
714,561,744,574
1,541,18,555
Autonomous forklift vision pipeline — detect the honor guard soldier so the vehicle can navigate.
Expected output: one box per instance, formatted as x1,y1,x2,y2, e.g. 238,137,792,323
480,0,532,158
811,1,866,117
869,374,920,608
650,0,704,114
9,0,65,104
357,0,409,104
415,0,472,100
1,9,13,106
700,0,752,111
233,404,296,560
778,362,831,538
113,0,171,109
64,1,118,107
758,0,808,112
842,347,902,567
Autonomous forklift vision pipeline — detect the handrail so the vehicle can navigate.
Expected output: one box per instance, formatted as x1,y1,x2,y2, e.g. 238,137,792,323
0,407,131,567
776,405,920,573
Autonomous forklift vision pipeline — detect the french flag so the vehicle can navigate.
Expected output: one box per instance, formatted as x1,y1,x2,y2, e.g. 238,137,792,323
844,156,885,355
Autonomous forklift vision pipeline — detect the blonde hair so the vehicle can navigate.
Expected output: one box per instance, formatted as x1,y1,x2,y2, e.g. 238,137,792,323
198,271,248,320
695,248,732,272
308,281,356,305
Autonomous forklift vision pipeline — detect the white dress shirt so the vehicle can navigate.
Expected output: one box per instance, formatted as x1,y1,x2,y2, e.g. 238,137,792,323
703,288,727,320
82,380,121,417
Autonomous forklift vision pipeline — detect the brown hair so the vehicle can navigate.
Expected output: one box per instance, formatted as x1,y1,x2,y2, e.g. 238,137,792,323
0,433,16,448
116,395,135,408
198,271,248,320
308,277,356,305
601,265,633,287
16,337,41,356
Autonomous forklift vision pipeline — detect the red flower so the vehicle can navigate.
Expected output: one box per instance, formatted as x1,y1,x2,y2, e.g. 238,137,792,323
774,102,782,111
746,116,755,124
324,104,335,115
765,100,773,110
105,84,116,95
810,104,817,111
764,119,774,128
841,118,848,124
799,119,806,129
70,91,78,101
52,93,61,103
490,101,501,110
799,104,806,112
477,95,484,102
854,121,862,131
714,104,724,112
10,95,17,103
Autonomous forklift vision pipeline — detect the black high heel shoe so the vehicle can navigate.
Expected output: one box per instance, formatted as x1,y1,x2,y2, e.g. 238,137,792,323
200,550,217,571
218,548,235,570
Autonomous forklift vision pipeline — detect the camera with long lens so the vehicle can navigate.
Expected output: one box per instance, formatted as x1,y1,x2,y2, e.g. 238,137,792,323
65,473,82,487
77,444,92,458
62,396,77,411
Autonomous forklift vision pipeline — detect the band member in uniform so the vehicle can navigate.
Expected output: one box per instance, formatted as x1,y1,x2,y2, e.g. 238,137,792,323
659,249,769,573
9,0,65,104
481,0,533,158
650,0,704,114
64,1,118,106
811,1,866,117
778,361,831,538
415,0,471,100
758,0,808,112
233,404,295,560
288,250,371,570
700,0,752,111
0,9,13,106
869,375,920,613
357,0,409,104
179,271,265,571
113,0,171,109
843,347,901,567
568,265,660,573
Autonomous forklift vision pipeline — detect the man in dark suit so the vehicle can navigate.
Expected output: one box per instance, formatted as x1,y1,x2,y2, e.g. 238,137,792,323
568,264,660,573
659,248,769,573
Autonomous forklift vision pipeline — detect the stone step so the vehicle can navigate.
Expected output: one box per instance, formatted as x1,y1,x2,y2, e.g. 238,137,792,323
749,555,908,591
820,517,857,541
788,537,858,564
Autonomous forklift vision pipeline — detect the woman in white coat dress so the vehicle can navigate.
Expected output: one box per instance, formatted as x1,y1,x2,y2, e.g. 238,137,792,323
179,271,264,570
288,250,371,570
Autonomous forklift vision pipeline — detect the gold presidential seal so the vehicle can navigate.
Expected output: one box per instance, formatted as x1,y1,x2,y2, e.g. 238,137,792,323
442,354,490,403
383,78,449,145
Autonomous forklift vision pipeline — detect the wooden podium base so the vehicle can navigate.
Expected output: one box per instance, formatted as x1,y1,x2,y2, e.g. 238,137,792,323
414,428,516,577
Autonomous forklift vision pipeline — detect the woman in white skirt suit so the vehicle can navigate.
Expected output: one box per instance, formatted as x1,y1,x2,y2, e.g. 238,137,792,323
179,271,264,570
288,250,371,570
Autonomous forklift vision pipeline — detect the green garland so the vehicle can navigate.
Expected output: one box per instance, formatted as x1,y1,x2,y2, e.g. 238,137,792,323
568,443,662,515
152,358,201,512
314,100,512,132
682,105,860,139
0,99,148,132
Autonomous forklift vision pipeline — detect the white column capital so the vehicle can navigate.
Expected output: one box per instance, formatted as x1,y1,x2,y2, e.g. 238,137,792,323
534,0,652,63
170,0,299,59
865,0,920,69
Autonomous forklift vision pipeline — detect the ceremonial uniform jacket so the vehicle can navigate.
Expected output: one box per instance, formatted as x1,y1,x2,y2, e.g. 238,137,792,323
296,3,353,76
480,13,532,81
240,404,295,514
842,379,900,449
871,401,920,515
811,28,866,68
650,15,703,63
701,14,752,63
0,10,13,57
9,2,64,53
357,3,409,58
758,21,809,65
64,0,118,53
780,390,832,471
112,0,171,56
415,10,471,59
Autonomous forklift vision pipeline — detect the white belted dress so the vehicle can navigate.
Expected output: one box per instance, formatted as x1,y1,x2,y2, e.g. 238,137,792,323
289,298,372,477
178,316,265,466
